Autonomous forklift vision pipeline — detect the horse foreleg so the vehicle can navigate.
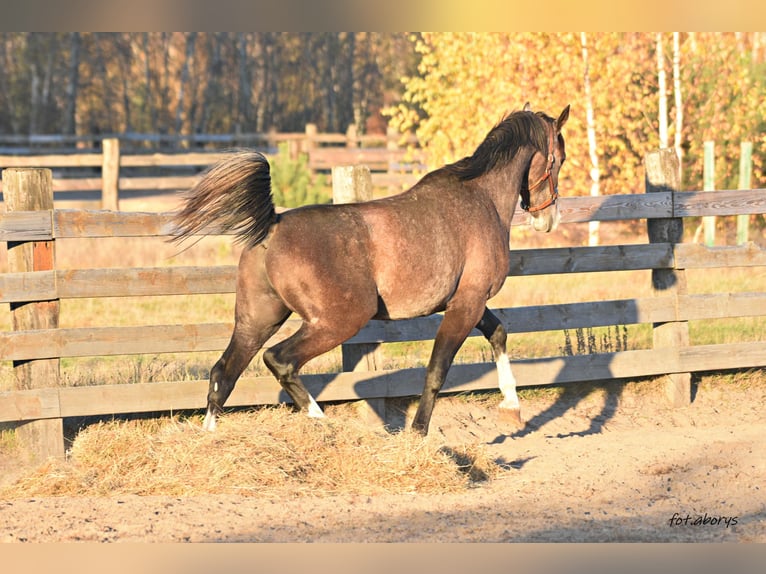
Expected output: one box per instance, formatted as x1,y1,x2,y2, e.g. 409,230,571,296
476,307,523,428
413,303,485,435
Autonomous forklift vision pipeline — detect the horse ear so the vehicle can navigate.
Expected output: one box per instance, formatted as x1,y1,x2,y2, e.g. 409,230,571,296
556,105,571,131
523,102,532,112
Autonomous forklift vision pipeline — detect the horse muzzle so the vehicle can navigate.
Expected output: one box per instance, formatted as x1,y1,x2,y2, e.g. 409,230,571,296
530,201,560,233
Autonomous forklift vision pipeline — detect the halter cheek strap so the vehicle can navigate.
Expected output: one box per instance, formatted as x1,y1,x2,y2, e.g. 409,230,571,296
521,126,558,213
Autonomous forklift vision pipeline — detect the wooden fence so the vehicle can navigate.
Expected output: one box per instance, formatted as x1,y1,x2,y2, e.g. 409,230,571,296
1,149,766,460
0,125,423,210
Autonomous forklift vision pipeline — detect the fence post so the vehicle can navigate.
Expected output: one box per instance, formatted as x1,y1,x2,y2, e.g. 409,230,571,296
2,168,65,460
345,124,358,148
645,149,691,407
303,123,317,155
101,137,120,211
737,142,752,245
331,164,386,424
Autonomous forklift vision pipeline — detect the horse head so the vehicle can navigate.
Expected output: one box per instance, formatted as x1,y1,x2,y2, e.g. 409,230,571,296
521,103,570,233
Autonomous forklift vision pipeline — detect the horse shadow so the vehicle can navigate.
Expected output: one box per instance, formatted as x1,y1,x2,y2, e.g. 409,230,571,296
494,378,625,442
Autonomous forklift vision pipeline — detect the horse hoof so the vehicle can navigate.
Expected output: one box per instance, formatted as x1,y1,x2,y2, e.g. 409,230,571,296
202,409,217,432
498,407,524,429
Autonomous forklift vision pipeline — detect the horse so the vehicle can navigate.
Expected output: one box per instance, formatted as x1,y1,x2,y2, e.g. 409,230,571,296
171,103,570,435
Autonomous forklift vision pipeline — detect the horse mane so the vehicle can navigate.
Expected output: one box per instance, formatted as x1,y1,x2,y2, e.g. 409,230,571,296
445,110,551,181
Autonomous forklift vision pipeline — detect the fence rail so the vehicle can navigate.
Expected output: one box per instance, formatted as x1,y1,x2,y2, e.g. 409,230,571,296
0,125,424,209
2,150,766,460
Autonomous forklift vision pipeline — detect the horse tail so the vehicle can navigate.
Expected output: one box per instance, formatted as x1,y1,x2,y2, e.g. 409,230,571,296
170,150,277,248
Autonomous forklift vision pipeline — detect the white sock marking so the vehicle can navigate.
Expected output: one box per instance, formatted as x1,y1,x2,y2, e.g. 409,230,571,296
307,394,325,418
496,353,520,410
202,408,217,431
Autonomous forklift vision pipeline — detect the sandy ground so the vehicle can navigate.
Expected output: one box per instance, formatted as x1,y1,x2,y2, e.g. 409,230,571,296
1,375,764,543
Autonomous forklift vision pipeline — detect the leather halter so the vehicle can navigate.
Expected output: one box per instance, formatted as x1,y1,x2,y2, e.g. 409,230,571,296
521,124,558,213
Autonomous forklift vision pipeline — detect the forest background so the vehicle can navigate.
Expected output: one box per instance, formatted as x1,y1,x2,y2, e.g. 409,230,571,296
0,31,764,199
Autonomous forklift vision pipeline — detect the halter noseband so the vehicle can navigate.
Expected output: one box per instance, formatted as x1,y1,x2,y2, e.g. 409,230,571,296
521,123,558,213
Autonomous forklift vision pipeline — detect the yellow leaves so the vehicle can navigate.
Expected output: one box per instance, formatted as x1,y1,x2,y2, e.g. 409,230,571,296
387,32,765,197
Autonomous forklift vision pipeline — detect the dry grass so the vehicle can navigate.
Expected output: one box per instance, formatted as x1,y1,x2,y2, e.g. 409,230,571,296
0,403,502,499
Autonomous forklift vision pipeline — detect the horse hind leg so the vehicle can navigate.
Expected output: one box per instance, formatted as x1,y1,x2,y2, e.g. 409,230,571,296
476,307,523,428
262,317,369,420
203,301,291,431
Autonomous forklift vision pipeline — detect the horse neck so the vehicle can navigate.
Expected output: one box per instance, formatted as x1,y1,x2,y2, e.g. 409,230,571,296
475,145,536,232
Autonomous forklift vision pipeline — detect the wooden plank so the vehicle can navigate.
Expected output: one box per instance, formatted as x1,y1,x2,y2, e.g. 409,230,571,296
0,387,61,421
675,242,766,269
54,209,177,238
0,270,56,303
55,266,238,298
4,341,764,423
310,148,409,171
680,292,766,320
57,380,212,417
674,189,766,217
348,298,675,345
119,152,232,167
508,243,674,276
6,191,761,241
0,323,235,361
52,178,101,191
0,154,102,167
493,298,675,333
678,342,766,372
4,290,764,361
0,266,237,302
556,192,673,223
0,210,53,241
118,176,199,191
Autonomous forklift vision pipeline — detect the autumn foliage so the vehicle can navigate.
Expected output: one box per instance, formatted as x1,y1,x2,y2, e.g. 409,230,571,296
386,33,766,196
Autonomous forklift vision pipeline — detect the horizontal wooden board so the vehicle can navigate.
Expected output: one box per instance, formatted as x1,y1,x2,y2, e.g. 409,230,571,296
54,209,178,238
3,293,764,360
675,189,766,217
675,242,766,269
556,192,673,223
508,243,674,275
4,190,763,242
0,270,57,303
0,387,62,422
3,341,764,423
0,154,103,167
0,211,52,241
0,323,235,361
118,176,199,191
56,266,238,298
119,152,232,167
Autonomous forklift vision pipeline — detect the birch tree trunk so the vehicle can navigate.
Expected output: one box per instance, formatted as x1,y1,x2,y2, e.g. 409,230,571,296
580,32,600,246
673,32,683,176
64,32,80,136
657,33,669,149
175,32,197,136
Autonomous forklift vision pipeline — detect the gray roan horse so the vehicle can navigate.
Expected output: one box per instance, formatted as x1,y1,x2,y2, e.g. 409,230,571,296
171,103,570,435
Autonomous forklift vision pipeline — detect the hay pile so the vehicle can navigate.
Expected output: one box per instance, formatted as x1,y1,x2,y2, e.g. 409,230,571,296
2,405,501,498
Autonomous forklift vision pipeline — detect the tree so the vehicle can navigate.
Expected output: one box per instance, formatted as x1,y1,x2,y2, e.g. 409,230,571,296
581,32,601,246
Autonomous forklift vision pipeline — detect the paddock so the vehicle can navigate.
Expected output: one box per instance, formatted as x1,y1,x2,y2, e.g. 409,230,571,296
1,148,765,461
